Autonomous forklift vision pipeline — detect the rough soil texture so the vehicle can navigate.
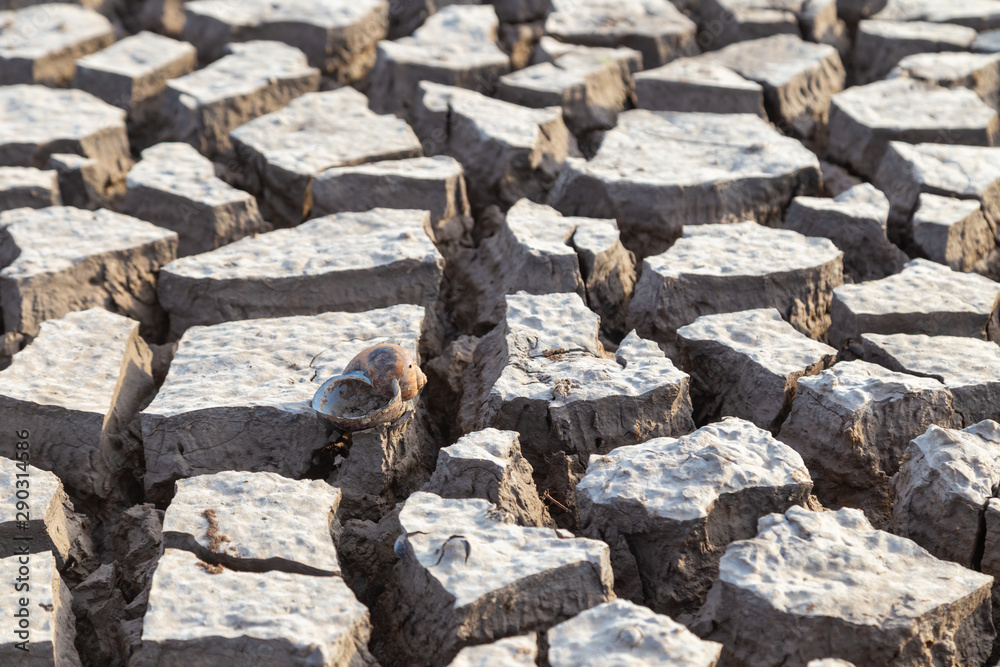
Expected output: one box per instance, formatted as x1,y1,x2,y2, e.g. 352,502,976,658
6,2,1000,665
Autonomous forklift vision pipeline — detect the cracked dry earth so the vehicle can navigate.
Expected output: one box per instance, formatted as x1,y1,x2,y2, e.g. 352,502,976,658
4,0,1000,666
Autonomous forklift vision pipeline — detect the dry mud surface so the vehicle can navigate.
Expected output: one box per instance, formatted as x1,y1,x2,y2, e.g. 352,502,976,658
2,0,1000,665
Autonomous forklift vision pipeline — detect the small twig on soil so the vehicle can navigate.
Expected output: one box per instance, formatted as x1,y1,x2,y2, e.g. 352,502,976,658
541,489,570,513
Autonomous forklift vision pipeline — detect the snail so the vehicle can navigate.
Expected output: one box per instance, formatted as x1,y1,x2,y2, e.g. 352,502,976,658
312,343,427,431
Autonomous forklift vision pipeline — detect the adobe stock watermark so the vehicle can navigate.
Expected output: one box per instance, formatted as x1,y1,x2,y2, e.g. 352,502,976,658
11,429,32,653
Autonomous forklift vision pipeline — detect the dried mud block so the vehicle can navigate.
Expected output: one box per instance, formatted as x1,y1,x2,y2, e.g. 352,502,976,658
334,506,402,617
852,20,976,84
548,111,821,258
0,552,80,666
0,309,155,504
119,0,187,37
892,51,1000,109
46,153,110,210
698,34,845,139
139,548,373,666
229,88,421,225
829,259,1000,348
158,209,442,336
892,421,1000,572
697,0,847,54
873,142,1000,245
0,166,59,210
699,506,995,666
696,0,799,49
975,29,1000,54
891,419,1000,656
499,19,545,72
827,78,1000,179
836,0,887,23
802,0,849,50
448,634,537,667
413,82,572,209
310,156,472,253
818,159,863,196
547,600,722,667
861,333,1000,424
330,396,440,522
497,39,640,135
161,41,320,158
0,4,113,86
545,0,698,69
124,142,270,258
784,183,907,282
382,491,613,666
0,0,116,10
499,20,544,73
698,0,847,52
491,0,550,23
677,309,836,431
778,359,960,526
70,507,156,663
0,86,131,196
182,0,387,82
73,32,197,131
140,305,425,505
386,0,464,38
71,563,132,667
110,502,162,613
871,0,1000,31
459,292,694,479
911,194,995,273
635,59,766,117
162,471,341,576
0,207,176,337
423,428,551,527
627,222,843,360
577,418,812,616
368,5,510,118
0,459,88,571
984,499,1000,629
452,198,635,336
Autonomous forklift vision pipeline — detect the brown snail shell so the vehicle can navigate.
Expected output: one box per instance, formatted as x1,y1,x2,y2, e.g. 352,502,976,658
312,344,427,431
343,344,427,401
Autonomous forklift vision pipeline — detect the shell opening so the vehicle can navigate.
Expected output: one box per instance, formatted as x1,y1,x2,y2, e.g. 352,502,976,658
312,372,405,431
330,376,391,419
